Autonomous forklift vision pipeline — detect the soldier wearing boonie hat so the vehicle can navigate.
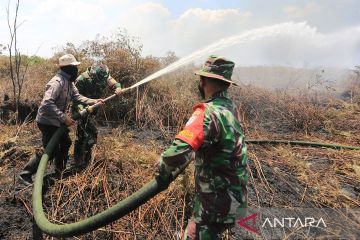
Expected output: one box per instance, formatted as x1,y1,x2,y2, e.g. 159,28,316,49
18,54,103,185
194,55,238,85
157,55,248,239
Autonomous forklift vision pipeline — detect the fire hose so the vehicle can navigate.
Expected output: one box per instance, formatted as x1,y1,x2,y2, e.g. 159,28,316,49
33,123,191,237
32,89,360,238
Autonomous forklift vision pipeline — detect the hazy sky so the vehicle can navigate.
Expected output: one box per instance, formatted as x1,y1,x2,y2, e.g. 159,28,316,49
0,0,359,67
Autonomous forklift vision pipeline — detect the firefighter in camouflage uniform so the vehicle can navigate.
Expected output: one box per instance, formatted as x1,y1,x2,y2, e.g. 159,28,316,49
72,63,122,169
157,55,248,239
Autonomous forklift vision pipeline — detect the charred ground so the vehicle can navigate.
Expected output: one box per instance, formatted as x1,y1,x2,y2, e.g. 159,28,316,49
0,84,359,239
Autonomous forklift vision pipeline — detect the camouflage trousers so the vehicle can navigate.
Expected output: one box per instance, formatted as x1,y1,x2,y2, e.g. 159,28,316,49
74,116,98,169
184,189,247,239
184,218,234,240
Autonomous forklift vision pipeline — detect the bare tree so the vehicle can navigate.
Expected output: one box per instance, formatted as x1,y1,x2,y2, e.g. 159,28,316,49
6,0,29,121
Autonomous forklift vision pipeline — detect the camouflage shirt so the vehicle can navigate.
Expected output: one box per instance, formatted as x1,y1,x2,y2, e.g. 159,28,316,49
73,68,121,110
160,91,248,224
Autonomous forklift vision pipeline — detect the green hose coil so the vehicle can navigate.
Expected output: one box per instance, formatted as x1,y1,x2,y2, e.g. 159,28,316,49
32,127,360,237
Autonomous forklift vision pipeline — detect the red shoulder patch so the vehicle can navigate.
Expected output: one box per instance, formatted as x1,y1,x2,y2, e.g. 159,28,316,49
176,103,206,151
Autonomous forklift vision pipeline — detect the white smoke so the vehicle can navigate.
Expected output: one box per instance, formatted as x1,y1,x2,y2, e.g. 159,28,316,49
218,22,360,68
131,22,360,88
120,5,360,68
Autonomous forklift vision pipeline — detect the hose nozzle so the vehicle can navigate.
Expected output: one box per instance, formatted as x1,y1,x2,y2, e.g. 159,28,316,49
79,106,94,116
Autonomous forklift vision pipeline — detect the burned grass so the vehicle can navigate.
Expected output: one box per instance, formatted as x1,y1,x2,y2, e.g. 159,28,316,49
0,84,359,239
40,129,194,239
0,124,359,239
247,145,360,209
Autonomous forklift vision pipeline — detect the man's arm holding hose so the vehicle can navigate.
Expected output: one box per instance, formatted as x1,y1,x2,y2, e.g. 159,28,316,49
157,103,220,179
107,75,123,95
157,139,194,180
71,83,104,118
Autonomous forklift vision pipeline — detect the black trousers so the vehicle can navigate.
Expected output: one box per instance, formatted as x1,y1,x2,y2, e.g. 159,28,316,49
20,123,71,176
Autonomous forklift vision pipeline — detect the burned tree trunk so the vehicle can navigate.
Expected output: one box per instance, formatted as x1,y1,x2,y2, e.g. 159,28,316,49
0,94,38,123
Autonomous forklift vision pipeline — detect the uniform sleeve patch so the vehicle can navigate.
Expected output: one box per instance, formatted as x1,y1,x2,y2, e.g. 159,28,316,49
177,129,194,140
176,103,206,151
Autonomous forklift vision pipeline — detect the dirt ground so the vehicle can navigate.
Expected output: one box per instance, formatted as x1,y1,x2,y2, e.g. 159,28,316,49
0,124,359,239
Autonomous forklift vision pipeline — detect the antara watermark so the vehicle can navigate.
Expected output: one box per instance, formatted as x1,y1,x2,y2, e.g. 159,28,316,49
262,217,327,228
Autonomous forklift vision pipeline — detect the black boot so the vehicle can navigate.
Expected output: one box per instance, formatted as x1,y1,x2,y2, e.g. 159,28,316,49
18,152,41,185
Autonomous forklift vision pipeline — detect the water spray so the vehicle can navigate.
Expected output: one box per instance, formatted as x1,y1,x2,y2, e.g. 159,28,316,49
33,22,360,237
81,22,317,117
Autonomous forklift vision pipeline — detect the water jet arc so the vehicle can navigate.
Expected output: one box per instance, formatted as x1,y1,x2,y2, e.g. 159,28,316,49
32,22,360,234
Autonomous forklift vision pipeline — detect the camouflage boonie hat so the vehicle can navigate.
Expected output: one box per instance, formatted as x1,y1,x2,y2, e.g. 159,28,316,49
88,63,110,82
195,55,237,85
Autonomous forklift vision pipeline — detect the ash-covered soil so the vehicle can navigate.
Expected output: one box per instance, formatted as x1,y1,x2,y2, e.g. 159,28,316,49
0,126,359,239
